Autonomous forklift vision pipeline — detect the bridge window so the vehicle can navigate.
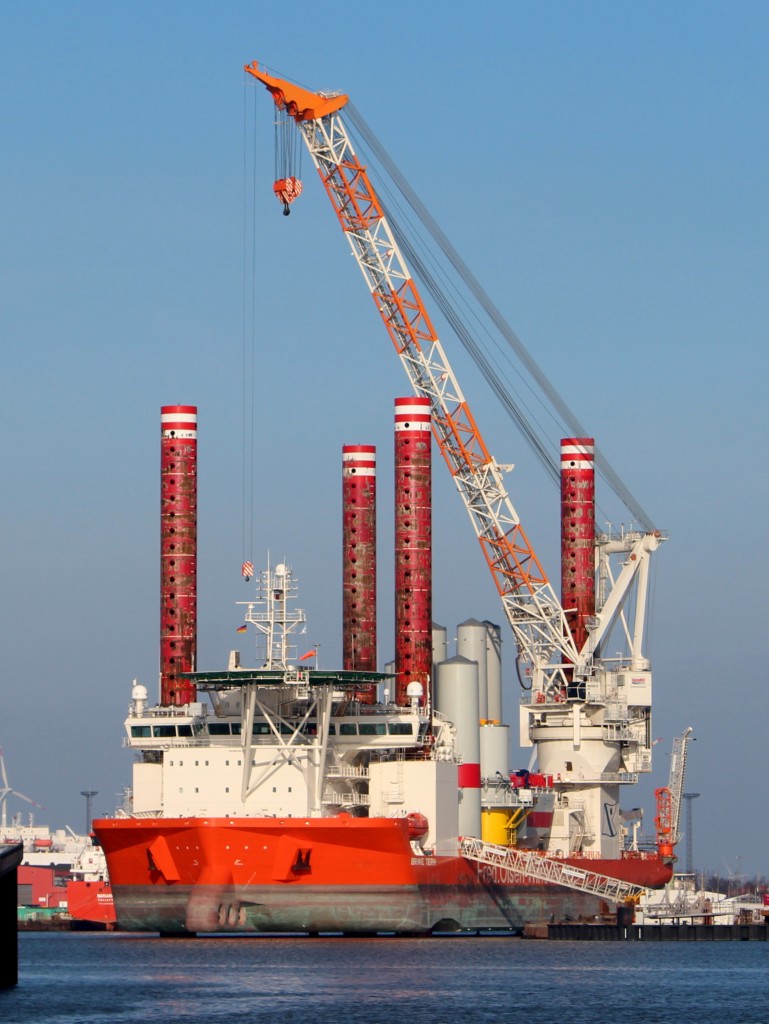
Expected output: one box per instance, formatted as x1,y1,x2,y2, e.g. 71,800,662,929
153,725,177,738
339,723,357,736
388,723,413,736
359,723,386,736
130,726,151,738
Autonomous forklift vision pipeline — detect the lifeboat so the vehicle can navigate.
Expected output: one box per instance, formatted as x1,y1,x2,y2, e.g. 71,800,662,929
407,812,429,840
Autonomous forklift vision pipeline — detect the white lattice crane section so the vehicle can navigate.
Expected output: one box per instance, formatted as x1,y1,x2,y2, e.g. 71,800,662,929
244,62,578,692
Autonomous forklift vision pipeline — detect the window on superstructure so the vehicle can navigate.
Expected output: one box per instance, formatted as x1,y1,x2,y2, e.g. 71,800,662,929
131,726,151,738
340,724,357,735
178,725,193,737
153,725,177,738
208,723,230,736
388,723,413,735
359,723,386,736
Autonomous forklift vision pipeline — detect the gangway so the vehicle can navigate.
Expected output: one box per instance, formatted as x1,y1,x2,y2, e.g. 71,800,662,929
459,837,646,903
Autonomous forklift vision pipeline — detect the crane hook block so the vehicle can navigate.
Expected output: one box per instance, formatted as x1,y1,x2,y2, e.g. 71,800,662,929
274,177,303,213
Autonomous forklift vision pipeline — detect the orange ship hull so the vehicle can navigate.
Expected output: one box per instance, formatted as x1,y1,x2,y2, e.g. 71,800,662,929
94,816,671,934
66,879,116,928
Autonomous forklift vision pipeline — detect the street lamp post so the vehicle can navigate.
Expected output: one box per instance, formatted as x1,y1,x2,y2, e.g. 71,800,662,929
80,790,98,835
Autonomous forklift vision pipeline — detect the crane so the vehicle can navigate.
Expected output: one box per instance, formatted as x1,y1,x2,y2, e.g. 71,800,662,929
245,62,665,862
654,727,694,857
245,62,577,695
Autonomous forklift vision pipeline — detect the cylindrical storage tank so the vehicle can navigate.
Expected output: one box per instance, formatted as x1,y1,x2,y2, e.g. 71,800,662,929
432,623,448,666
482,808,514,845
480,723,509,781
342,444,377,702
560,438,595,654
484,620,502,723
383,660,395,704
456,618,488,721
434,656,481,839
394,397,432,706
160,405,197,707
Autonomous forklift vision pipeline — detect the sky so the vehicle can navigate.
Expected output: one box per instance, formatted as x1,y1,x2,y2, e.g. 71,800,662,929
1,1,767,880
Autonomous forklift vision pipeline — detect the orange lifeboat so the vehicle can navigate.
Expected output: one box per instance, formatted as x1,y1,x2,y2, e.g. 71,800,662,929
406,812,429,840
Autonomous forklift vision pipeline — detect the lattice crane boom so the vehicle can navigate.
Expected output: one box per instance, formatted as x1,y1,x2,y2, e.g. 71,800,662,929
668,727,693,846
654,727,693,855
245,62,579,687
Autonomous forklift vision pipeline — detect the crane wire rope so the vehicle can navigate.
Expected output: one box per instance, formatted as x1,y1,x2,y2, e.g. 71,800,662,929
346,103,656,533
241,78,259,572
345,114,561,482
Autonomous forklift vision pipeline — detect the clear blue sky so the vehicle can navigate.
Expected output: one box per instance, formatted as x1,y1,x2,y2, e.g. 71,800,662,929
1,2,767,880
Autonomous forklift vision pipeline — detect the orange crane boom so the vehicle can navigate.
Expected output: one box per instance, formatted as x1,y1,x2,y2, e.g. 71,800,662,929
245,60,578,693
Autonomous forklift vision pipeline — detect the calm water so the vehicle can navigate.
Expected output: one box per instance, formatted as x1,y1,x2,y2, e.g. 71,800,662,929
2,932,767,1024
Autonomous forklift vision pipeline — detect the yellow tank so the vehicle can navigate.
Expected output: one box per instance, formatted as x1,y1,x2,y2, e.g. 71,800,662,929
481,808,513,845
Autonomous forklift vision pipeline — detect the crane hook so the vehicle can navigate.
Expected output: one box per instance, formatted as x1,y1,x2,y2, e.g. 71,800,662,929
282,202,291,216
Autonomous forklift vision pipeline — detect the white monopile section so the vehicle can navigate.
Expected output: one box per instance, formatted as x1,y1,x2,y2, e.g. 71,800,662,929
457,618,489,720
434,655,482,839
432,622,448,666
484,621,502,723
480,723,510,782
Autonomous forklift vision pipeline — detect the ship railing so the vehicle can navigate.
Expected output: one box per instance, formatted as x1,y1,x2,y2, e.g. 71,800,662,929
459,837,646,903
602,723,636,742
321,789,370,807
625,753,652,773
569,847,659,861
480,788,535,810
324,765,370,779
556,771,639,786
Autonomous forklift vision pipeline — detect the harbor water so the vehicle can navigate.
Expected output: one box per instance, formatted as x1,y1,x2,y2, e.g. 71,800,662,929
2,932,768,1024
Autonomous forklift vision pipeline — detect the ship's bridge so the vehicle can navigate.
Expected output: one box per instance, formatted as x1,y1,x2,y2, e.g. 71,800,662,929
125,667,429,755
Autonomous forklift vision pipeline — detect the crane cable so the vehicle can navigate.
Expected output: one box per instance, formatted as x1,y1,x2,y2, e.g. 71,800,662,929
346,103,656,533
241,77,258,578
